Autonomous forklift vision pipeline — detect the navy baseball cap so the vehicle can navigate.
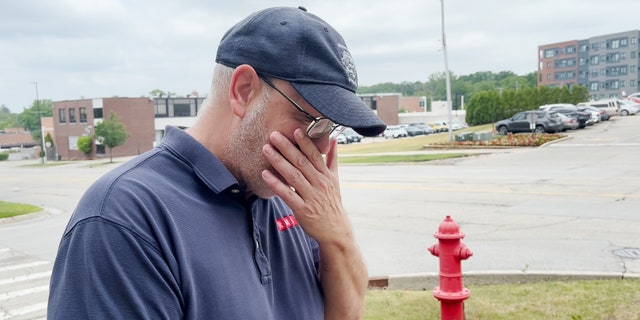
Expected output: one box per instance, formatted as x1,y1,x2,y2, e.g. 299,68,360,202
215,6,386,137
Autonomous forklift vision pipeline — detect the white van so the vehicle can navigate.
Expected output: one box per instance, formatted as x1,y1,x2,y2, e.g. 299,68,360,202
576,99,620,117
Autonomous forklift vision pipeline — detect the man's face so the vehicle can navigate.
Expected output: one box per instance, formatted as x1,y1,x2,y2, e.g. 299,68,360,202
224,94,275,198
224,78,333,198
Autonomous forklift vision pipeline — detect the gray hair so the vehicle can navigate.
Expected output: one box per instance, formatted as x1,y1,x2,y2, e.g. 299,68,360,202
199,64,271,113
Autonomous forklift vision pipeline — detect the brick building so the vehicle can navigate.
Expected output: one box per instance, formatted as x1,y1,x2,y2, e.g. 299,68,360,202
52,98,154,160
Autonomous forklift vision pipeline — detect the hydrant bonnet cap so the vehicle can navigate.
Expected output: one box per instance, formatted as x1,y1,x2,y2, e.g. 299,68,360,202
433,215,465,239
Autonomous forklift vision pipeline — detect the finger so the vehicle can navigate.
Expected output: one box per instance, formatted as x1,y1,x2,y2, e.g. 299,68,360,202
261,167,304,207
292,128,327,173
325,138,339,173
263,133,313,194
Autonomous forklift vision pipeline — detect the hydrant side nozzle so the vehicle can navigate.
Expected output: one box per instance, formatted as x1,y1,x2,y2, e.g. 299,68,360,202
428,244,439,257
459,246,473,260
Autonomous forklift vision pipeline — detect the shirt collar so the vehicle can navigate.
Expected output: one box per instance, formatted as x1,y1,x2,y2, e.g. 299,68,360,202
159,126,243,197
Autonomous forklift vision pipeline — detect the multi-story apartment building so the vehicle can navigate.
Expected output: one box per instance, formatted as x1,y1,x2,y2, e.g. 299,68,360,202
538,30,640,101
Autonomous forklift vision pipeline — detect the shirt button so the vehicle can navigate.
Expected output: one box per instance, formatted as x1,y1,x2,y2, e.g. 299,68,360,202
231,189,240,194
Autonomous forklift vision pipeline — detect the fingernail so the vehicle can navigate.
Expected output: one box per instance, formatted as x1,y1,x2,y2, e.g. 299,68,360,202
263,144,274,155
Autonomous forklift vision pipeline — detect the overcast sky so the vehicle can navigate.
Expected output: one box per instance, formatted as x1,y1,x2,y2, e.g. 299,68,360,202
1,0,639,113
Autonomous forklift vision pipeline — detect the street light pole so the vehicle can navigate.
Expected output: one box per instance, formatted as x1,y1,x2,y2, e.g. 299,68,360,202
440,0,454,143
33,81,46,164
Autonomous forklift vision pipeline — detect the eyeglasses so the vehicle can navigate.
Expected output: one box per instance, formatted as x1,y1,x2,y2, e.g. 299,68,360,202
259,75,344,139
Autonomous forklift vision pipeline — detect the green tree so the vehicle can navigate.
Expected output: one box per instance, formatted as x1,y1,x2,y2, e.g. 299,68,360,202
77,135,92,158
0,105,19,130
17,99,53,144
94,111,129,163
149,89,166,98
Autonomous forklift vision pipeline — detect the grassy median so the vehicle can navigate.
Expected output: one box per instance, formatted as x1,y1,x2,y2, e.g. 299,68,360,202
337,125,492,165
365,278,640,319
0,201,42,219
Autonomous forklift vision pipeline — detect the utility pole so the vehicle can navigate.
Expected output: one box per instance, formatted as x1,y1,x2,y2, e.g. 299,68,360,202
33,81,46,164
440,0,453,142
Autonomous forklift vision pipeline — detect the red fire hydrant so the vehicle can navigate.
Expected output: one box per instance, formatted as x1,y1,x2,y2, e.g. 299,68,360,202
428,215,473,320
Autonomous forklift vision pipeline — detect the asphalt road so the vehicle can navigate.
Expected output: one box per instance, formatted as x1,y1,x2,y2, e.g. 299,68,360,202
1,115,639,318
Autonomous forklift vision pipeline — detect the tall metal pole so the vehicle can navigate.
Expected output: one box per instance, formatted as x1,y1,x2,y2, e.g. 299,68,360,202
440,0,454,142
34,81,46,164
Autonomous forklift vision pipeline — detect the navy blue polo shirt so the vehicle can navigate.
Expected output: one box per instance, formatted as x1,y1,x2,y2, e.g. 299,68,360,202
48,126,324,319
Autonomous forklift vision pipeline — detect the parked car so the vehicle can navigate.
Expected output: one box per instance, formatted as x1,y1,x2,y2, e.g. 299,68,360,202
556,113,579,131
410,123,436,135
538,103,577,112
336,133,348,144
626,92,640,104
495,110,562,135
342,128,362,143
383,125,408,138
428,122,448,133
403,126,423,136
618,99,640,116
577,105,609,121
437,120,464,131
577,99,620,117
554,108,590,128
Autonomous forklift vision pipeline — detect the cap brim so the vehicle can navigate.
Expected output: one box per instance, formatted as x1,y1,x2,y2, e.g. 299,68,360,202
291,82,387,137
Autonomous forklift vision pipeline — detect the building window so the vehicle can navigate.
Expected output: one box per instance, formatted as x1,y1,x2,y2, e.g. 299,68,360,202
544,49,556,58
173,103,191,117
610,40,620,49
579,44,588,53
93,108,103,119
79,107,87,123
69,108,76,123
589,82,598,91
155,100,168,117
590,56,599,65
59,108,67,123
566,46,576,54
610,81,619,90
632,51,637,59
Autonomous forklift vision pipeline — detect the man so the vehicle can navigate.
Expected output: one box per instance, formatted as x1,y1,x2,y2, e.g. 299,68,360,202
48,6,386,319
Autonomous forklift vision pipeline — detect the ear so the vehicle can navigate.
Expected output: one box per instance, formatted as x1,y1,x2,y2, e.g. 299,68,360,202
228,64,262,119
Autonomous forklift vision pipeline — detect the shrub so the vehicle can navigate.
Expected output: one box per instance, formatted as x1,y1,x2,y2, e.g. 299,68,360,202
0,152,8,161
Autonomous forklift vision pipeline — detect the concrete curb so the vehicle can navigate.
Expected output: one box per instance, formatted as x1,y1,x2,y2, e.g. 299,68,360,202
369,271,640,290
0,208,59,224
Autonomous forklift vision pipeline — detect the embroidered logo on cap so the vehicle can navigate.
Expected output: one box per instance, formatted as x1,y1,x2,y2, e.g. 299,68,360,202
339,44,357,86
276,215,299,231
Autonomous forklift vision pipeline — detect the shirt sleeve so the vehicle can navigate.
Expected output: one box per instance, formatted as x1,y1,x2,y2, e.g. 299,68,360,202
48,216,183,319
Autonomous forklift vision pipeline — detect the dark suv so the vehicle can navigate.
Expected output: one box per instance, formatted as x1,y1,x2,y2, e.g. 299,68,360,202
495,111,562,135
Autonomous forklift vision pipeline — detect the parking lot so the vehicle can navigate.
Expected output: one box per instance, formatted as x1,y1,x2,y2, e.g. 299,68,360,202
1,114,639,318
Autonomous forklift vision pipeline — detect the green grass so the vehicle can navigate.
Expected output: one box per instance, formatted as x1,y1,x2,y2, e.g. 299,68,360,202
85,160,123,168
339,153,471,164
336,124,493,163
0,201,42,219
337,124,493,155
365,279,640,320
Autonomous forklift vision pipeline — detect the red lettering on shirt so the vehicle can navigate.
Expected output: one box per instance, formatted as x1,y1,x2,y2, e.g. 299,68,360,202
276,215,298,231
